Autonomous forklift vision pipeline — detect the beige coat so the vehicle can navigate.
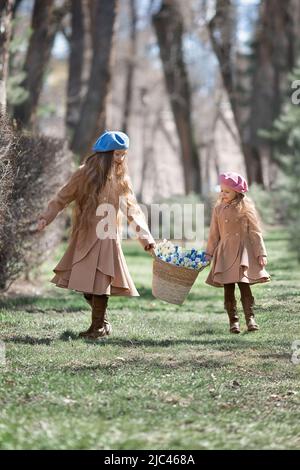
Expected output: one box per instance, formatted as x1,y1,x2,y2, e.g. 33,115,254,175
39,168,155,296
205,202,270,287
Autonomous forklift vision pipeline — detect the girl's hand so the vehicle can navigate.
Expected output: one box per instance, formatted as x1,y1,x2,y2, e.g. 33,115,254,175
205,253,213,263
144,243,156,255
258,255,267,267
37,217,47,232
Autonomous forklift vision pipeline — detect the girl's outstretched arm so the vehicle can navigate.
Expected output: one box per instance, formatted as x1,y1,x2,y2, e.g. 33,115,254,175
205,207,220,258
37,168,80,228
120,179,155,251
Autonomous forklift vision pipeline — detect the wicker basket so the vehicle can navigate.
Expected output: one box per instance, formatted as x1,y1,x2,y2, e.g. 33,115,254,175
152,255,206,305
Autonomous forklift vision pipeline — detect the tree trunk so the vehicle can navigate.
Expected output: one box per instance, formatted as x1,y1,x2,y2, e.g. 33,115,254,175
248,0,300,186
0,0,14,111
208,0,237,112
66,0,85,135
12,0,23,17
209,0,300,187
71,0,118,158
13,0,68,128
152,0,202,195
121,0,137,133
208,0,263,185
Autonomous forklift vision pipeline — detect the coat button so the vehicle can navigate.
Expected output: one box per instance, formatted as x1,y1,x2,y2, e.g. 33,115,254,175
236,233,239,236
225,219,229,223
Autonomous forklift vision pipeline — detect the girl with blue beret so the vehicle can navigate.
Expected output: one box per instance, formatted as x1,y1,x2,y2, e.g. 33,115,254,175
37,131,155,340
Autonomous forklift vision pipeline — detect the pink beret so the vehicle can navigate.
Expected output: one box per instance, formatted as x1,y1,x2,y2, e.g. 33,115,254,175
219,172,248,193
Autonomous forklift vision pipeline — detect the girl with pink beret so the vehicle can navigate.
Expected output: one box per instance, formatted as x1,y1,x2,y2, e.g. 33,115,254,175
205,172,270,333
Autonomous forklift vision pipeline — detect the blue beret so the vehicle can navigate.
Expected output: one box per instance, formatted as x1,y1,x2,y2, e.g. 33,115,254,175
92,130,130,152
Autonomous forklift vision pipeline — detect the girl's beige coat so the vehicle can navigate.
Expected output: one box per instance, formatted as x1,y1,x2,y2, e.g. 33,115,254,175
206,202,270,287
39,170,155,296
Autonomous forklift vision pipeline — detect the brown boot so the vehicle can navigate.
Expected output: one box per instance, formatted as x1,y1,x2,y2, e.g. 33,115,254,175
241,295,259,332
224,300,240,334
79,293,112,338
78,294,94,337
85,294,109,339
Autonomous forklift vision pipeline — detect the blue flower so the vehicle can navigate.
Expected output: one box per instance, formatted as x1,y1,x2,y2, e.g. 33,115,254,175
155,242,208,271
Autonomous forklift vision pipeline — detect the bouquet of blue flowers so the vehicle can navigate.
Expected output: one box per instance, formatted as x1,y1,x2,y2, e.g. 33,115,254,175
152,240,210,305
154,239,209,271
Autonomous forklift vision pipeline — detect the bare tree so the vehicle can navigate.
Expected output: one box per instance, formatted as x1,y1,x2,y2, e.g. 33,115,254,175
209,0,300,186
13,0,69,128
12,0,23,17
153,0,202,195
208,0,264,184
0,0,14,110
121,0,138,133
71,0,119,158
247,0,300,185
66,0,85,135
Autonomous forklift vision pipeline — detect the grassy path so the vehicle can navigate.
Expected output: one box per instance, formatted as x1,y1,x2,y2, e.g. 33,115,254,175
0,228,299,449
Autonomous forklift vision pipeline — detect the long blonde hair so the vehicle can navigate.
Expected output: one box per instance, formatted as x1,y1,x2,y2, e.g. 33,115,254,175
71,152,131,236
216,193,262,230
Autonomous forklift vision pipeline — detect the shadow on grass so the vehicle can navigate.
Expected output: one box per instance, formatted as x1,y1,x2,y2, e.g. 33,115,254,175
4,335,53,345
193,337,293,352
275,292,300,300
60,330,81,341
259,352,291,360
58,331,292,355
2,286,269,310
59,333,219,346
121,286,224,304
0,295,88,313
59,326,224,345
62,356,229,373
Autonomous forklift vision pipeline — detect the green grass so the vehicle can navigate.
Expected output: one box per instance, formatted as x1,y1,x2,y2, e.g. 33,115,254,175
0,227,299,450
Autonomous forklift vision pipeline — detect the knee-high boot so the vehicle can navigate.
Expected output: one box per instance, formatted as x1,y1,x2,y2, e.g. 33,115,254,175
78,294,94,337
238,283,259,332
79,294,112,338
224,284,240,334
240,294,259,331
224,299,240,334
